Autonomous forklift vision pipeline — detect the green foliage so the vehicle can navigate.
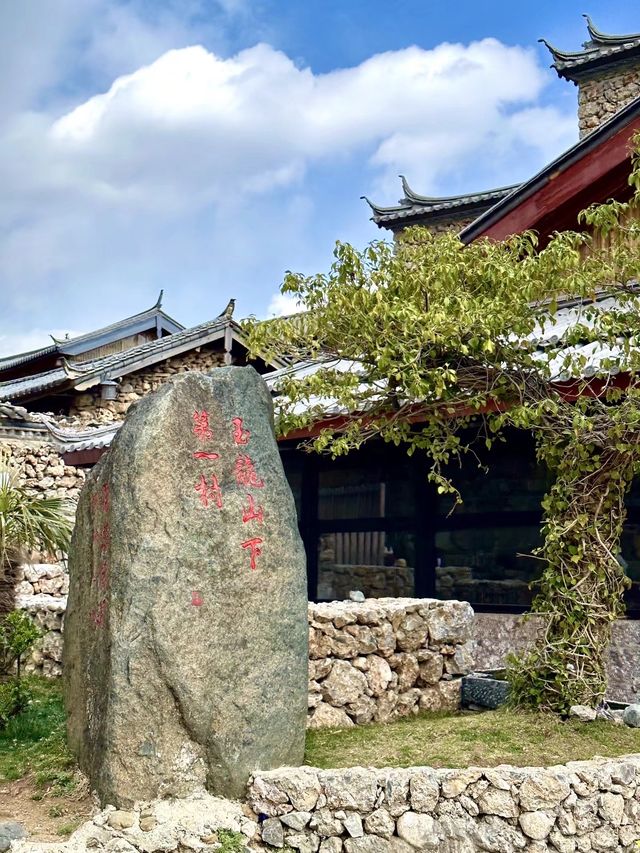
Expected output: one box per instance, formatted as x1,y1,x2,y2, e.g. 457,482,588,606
0,610,41,677
247,138,640,712
0,678,76,790
0,610,41,726
0,454,73,566
216,829,248,851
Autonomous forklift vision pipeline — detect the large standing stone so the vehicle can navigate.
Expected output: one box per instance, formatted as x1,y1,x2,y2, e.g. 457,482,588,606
63,367,308,806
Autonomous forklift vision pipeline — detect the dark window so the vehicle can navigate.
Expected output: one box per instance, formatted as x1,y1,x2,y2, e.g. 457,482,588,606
619,523,640,611
318,456,416,520
435,525,543,608
437,436,551,516
318,531,416,600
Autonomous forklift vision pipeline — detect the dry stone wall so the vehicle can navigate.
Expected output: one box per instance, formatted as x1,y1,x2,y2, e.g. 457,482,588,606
18,596,474,727
68,348,226,425
17,589,65,678
309,599,473,727
249,755,640,851
578,67,640,137
0,441,85,501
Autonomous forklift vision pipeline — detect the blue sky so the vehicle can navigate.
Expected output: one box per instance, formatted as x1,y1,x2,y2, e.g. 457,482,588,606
1,0,639,353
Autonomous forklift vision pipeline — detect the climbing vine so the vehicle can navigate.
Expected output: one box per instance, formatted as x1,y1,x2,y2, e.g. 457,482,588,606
247,137,640,712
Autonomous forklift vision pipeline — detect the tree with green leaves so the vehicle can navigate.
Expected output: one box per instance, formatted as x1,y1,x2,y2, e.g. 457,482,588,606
0,453,72,618
247,141,640,713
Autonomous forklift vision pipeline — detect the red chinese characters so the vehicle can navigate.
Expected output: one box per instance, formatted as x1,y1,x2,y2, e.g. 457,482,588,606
91,483,110,513
241,537,264,571
90,598,108,627
193,410,213,442
242,494,264,524
235,454,264,488
91,483,111,628
189,411,267,572
93,522,110,554
232,417,251,445
194,473,223,509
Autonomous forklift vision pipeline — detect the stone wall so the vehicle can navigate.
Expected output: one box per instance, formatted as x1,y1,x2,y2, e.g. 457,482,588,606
474,613,640,704
578,67,640,137
308,599,474,728
68,347,226,425
0,441,85,501
17,591,65,678
249,756,640,851
18,596,474,726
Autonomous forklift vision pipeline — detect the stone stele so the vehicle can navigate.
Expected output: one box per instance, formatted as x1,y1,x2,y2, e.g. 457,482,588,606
63,367,308,806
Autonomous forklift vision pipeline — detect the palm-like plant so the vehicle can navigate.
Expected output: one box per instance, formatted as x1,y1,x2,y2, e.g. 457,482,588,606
0,453,73,617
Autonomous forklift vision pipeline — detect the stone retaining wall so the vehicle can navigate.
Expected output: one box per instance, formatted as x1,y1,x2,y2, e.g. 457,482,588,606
17,593,65,678
18,596,474,725
1,442,85,501
474,613,640,704
249,756,640,851
308,599,473,728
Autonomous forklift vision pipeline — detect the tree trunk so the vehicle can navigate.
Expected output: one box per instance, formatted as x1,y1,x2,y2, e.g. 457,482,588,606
0,554,19,620
508,442,633,713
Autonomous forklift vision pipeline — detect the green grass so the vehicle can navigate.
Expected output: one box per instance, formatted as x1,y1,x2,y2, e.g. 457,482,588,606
304,707,640,770
5,679,640,796
0,677,77,792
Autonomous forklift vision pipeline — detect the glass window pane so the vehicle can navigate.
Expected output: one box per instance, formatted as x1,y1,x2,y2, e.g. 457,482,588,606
318,531,415,600
435,526,543,607
319,459,415,520
280,450,304,519
437,434,551,516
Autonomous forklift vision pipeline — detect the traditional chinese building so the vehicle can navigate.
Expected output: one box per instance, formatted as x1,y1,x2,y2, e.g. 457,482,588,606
2,18,640,633
275,17,640,618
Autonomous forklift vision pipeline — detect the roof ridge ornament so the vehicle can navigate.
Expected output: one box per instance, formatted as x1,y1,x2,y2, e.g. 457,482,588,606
154,289,164,309
582,13,640,46
61,358,92,378
399,175,437,205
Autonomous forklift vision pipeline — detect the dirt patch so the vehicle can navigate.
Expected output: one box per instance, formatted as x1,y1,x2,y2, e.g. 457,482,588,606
0,773,94,842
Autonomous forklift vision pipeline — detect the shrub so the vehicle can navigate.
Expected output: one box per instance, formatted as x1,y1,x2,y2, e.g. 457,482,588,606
0,610,41,727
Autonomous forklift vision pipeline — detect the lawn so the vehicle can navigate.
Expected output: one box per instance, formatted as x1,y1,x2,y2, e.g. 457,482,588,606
0,678,75,789
0,678,93,840
304,707,640,769
3,678,640,842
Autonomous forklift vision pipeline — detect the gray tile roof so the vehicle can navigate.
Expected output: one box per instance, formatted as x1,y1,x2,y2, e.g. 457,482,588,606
541,16,640,82
0,316,241,402
0,293,183,373
364,176,519,228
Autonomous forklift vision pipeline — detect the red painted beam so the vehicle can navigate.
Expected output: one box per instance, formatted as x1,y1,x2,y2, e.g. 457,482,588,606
475,117,640,242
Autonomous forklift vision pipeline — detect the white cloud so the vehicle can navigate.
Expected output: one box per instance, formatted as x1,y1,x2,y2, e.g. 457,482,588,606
266,293,303,317
0,330,85,359
8,37,574,212
0,32,577,330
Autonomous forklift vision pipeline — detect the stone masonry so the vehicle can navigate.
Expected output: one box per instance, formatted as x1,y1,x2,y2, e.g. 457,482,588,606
578,67,640,137
19,595,474,726
249,756,640,851
308,599,474,728
1,441,85,501
9,755,640,851
68,348,226,425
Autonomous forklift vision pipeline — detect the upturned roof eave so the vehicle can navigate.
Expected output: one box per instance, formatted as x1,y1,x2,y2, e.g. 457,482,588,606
0,317,286,403
365,183,520,228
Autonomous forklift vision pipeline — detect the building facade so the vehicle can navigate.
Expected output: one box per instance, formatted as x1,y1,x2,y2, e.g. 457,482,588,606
2,18,640,625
